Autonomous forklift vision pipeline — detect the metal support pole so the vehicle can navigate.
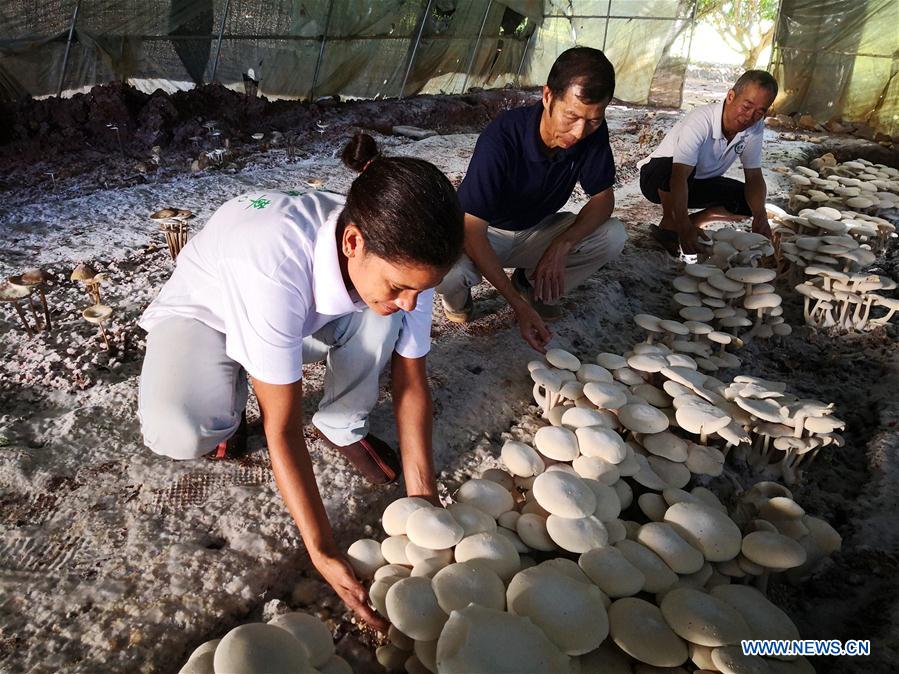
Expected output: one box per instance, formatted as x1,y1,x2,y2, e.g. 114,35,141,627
601,0,612,52
310,0,335,100
767,0,785,74
685,0,698,67
462,0,492,94
210,0,232,84
400,0,433,99
516,26,537,86
57,0,82,97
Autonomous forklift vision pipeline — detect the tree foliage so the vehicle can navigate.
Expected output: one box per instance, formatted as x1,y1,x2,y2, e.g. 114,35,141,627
696,0,779,69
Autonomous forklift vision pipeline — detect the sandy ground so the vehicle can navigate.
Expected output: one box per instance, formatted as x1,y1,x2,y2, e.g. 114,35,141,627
0,78,897,674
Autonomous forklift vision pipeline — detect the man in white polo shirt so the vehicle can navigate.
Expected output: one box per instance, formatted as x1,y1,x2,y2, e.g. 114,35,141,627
638,70,778,255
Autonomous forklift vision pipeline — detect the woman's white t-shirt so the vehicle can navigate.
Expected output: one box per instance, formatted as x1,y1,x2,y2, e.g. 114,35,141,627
140,190,434,385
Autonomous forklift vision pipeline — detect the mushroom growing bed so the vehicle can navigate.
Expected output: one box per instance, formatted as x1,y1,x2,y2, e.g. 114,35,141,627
0,85,897,674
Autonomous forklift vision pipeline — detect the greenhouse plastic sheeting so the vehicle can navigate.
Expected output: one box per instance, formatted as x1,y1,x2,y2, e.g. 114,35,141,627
0,0,696,107
770,0,898,136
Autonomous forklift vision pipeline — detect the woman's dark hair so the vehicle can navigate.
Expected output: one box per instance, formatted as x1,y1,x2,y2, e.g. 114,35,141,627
547,47,615,104
339,133,464,270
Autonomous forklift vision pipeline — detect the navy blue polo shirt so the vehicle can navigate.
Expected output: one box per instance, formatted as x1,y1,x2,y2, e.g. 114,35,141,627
458,103,615,231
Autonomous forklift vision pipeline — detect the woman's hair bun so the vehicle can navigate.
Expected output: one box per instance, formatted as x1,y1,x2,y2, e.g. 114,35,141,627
341,133,380,173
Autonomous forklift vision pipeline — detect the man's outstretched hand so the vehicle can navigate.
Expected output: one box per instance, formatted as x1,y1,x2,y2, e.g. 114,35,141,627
514,302,552,353
311,547,389,632
752,214,773,240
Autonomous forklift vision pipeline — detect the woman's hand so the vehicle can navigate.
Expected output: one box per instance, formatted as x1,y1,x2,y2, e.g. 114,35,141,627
310,547,389,632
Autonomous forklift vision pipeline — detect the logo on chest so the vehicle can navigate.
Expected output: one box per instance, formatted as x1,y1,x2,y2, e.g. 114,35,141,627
734,140,746,156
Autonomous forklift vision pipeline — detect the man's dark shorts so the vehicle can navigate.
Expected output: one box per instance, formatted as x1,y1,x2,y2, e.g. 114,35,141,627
640,156,752,216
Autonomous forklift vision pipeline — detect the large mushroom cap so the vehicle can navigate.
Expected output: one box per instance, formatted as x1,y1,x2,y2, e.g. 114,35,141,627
609,597,688,667
675,400,732,436
385,576,448,641
454,479,514,518
380,537,411,566
579,546,645,597
8,269,47,289
561,407,615,430
70,263,97,282
642,431,689,462
637,522,705,574
435,604,569,674
576,363,614,383
453,532,521,581
741,531,808,570
583,381,629,410
618,403,669,434
150,207,181,220
346,539,386,579
663,501,742,562
659,587,752,647
501,441,545,478
710,584,800,643
382,497,433,536
213,623,314,674
268,612,335,667
82,304,113,324
516,512,556,551
506,566,609,655
575,425,627,463
615,539,678,593
445,502,497,536
725,267,776,284
406,507,464,550
534,426,580,461
546,348,581,371
532,471,597,519
546,514,609,553
431,562,506,613
0,283,31,301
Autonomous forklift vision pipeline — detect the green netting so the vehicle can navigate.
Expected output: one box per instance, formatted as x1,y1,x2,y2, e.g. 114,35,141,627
770,0,898,136
0,0,699,106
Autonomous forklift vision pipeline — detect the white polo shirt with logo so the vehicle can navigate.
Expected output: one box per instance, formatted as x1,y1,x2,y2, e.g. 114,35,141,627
140,190,434,385
638,99,764,179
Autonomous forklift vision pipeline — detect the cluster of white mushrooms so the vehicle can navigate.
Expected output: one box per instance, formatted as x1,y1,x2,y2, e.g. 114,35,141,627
795,266,899,330
178,610,351,674
340,424,839,672
150,207,194,260
781,156,898,233
669,260,787,358
530,347,843,486
767,155,899,331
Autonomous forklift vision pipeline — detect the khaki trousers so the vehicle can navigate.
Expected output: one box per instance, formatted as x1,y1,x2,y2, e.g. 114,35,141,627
436,212,627,311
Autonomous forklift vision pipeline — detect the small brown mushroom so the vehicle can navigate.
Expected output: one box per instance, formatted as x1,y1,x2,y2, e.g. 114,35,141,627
9,269,52,331
83,304,114,350
71,263,102,304
0,282,34,335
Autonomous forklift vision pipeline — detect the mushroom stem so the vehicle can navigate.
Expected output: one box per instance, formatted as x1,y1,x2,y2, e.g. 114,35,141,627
870,307,897,326
164,229,176,260
26,294,41,328
856,296,875,330
699,429,708,445
37,288,52,331
97,321,111,351
12,300,34,335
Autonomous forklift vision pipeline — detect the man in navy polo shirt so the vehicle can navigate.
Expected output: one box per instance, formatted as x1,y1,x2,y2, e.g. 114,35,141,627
436,47,627,351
